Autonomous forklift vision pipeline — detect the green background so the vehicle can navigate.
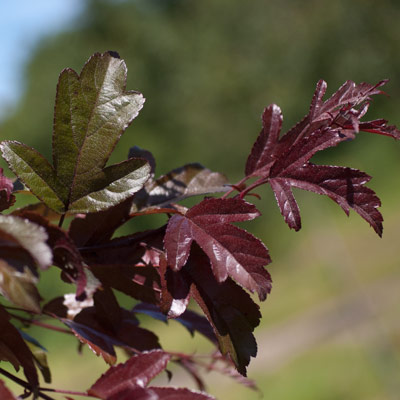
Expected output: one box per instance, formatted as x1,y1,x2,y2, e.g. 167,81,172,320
1,0,400,398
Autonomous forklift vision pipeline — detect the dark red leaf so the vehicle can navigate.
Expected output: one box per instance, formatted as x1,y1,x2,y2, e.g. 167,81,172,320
90,264,161,304
88,350,171,399
245,104,283,177
159,255,190,317
133,303,217,345
183,249,261,376
0,305,38,389
244,80,397,235
164,198,272,301
149,387,215,399
359,119,400,139
0,379,18,400
57,289,161,364
0,168,15,212
68,197,134,247
269,178,301,231
12,211,88,296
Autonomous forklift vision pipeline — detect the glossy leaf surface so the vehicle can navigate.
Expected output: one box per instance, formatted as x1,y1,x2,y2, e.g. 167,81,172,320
164,197,271,300
245,80,400,235
88,350,171,398
0,215,52,312
0,52,150,214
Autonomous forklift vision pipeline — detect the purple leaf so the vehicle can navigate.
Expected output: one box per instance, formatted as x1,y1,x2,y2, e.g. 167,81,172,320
133,303,217,345
0,379,18,400
164,197,271,301
183,248,261,376
90,264,161,304
0,305,38,389
244,79,398,234
149,387,215,399
0,168,15,212
88,350,171,399
245,104,283,177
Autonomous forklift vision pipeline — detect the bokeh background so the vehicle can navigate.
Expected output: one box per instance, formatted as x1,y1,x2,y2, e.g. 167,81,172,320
1,0,400,399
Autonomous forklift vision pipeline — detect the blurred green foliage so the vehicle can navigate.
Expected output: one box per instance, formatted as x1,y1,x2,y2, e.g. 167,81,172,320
2,0,400,398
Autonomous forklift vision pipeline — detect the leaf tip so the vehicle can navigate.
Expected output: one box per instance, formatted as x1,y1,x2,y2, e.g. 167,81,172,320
107,50,121,59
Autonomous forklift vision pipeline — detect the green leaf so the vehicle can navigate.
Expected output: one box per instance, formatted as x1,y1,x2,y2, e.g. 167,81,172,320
0,215,52,312
0,52,150,214
0,262,42,313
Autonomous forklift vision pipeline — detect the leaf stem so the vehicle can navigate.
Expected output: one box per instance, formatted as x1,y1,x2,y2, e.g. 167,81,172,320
39,387,98,398
58,213,66,228
0,367,55,400
9,313,73,335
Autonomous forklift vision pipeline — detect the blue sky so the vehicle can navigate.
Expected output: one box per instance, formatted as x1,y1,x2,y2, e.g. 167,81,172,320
0,0,84,119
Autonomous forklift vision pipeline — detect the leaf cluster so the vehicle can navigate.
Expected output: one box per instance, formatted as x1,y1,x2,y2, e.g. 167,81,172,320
0,52,399,399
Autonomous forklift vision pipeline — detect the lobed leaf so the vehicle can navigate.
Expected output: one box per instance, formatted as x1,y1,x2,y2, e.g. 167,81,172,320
244,79,400,234
164,198,272,301
0,52,150,214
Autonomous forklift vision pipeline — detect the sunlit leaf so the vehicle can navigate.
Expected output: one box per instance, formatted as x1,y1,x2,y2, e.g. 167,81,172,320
0,52,150,214
244,80,400,235
164,198,272,301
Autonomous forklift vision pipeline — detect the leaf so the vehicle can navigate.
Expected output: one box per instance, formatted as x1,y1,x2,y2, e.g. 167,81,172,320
0,305,38,389
88,350,171,399
0,379,18,400
0,214,52,270
133,303,217,344
132,163,229,214
90,264,161,304
0,261,42,313
52,289,161,364
245,104,283,177
0,168,15,212
0,215,52,312
159,255,191,318
148,387,216,400
164,197,272,301
183,248,261,376
244,80,400,235
0,52,150,214
13,211,88,297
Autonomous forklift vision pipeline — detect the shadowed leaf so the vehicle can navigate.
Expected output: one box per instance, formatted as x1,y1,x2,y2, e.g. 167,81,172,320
0,305,38,389
133,303,217,344
183,249,261,376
